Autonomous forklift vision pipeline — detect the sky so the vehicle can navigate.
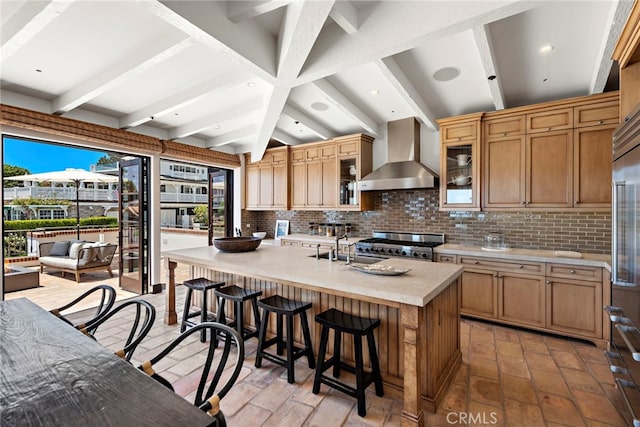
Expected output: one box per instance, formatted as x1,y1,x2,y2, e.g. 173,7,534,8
3,137,108,173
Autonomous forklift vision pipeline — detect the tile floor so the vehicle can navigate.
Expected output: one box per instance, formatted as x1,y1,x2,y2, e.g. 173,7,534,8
8,266,630,426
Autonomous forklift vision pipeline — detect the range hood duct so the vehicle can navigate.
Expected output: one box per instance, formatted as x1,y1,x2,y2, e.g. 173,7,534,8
359,117,438,191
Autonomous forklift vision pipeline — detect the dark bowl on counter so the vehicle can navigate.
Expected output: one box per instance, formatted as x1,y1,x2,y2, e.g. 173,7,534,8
213,236,262,253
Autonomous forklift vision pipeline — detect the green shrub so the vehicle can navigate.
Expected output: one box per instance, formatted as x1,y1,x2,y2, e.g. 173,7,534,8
3,217,117,230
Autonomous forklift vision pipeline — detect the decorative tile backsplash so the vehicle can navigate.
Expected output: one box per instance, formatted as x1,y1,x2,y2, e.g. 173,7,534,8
243,188,611,254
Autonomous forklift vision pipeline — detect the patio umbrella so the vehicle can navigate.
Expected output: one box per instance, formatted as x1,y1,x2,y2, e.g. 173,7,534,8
4,168,118,239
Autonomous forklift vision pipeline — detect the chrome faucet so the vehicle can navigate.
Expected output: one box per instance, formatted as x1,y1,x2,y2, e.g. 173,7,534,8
335,234,348,260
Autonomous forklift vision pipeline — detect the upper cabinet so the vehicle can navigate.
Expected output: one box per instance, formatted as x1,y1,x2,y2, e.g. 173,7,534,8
245,134,373,212
438,113,483,211
440,92,619,211
612,0,640,119
244,146,289,211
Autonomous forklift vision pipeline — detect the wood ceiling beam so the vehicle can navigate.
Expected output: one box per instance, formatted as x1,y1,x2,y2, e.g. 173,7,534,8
329,1,359,34
206,125,257,148
472,24,505,110
295,0,536,86
250,85,290,162
281,105,333,139
374,57,439,131
590,0,634,94
52,33,192,115
149,1,278,84
227,0,291,23
169,98,263,140
311,79,380,138
1,0,73,62
119,69,250,129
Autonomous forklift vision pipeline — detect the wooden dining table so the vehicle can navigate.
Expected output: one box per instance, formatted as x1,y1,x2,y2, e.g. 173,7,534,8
0,298,216,427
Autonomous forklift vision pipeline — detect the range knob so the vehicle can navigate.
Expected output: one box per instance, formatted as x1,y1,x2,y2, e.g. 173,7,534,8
365,248,370,252
422,253,428,258
413,252,418,257
394,249,400,254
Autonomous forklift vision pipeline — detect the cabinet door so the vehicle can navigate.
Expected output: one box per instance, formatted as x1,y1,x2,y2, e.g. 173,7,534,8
526,108,573,133
306,161,322,206
484,115,525,138
272,163,288,208
441,121,477,143
526,129,573,208
483,136,525,208
498,272,545,328
460,269,497,319
573,125,615,208
245,165,260,208
258,164,274,207
321,157,337,207
291,162,306,208
546,277,602,339
574,101,619,127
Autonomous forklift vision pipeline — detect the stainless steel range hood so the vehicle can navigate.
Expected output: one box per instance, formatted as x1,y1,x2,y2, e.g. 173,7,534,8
359,117,438,191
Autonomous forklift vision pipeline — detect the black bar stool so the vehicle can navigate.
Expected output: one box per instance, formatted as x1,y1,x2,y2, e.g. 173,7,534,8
180,277,225,343
312,308,384,417
255,295,315,384
214,285,262,341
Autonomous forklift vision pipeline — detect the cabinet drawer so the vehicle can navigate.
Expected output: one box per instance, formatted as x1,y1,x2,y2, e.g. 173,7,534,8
280,240,300,247
321,144,336,158
574,101,619,127
337,141,359,156
270,150,288,164
305,147,321,160
526,108,573,133
459,256,544,274
546,263,602,282
441,122,477,143
436,254,457,264
300,242,333,250
484,115,525,138
291,148,305,163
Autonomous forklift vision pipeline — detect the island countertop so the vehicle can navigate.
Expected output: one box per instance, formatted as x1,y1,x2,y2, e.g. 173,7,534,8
164,244,463,308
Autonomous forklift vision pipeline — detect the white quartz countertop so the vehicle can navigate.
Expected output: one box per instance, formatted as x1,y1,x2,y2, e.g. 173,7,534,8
435,244,611,269
164,244,463,307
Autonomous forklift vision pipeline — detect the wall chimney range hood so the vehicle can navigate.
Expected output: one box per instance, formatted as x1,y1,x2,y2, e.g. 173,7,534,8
359,117,438,191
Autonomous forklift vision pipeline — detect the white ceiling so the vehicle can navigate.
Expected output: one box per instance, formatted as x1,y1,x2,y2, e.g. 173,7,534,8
0,0,634,162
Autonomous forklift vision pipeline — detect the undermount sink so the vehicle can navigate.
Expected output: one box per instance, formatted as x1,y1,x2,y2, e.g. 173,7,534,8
309,252,388,265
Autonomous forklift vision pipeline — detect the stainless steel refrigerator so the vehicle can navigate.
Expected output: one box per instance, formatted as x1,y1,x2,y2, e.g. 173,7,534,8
609,104,640,426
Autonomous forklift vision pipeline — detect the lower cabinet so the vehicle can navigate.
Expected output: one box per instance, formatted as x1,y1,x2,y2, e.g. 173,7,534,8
441,254,606,345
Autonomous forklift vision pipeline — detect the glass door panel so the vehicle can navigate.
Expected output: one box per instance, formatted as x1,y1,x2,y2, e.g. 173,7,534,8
119,157,149,294
338,158,358,207
444,144,473,205
208,167,233,244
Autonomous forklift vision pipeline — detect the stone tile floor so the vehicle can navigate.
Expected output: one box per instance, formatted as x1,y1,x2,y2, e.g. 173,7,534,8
8,265,630,426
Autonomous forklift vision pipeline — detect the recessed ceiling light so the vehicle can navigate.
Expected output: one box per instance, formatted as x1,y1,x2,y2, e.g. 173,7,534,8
311,102,329,111
539,45,554,54
371,90,380,96
433,67,460,82
174,112,179,116
247,81,256,87
35,69,42,73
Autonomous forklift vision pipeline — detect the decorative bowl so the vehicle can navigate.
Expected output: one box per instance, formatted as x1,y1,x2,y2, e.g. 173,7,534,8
213,237,262,253
253,231,267,239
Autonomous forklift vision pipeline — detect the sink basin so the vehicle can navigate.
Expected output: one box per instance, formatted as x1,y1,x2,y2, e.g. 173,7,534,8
309,252,388,265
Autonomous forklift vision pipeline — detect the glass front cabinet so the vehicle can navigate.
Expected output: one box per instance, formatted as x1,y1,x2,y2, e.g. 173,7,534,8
438,112,482,211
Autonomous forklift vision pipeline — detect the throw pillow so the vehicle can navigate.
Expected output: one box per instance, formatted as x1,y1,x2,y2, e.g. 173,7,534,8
49,241,70,256
68,242,84,259
81,243,98,264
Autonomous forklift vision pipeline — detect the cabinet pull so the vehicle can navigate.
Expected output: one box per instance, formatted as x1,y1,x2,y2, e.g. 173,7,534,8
521,201,526,205
546,280,551,284
570,270,576,274
575,200,580,204
474,261,479,264
503,133,507,137
598,120,603,124
546,127,551,131
614,378,640,426
455,137,461,141
519,265,524,269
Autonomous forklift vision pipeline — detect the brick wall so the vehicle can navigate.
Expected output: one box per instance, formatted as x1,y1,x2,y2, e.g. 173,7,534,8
242,188,611,254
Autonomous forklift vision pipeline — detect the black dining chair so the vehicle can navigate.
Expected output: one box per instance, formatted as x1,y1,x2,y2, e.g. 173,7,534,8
83,299,156,362
50,284,116,330
138,322,244,427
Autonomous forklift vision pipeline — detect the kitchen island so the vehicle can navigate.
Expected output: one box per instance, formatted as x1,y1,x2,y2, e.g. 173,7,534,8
163,244,463,427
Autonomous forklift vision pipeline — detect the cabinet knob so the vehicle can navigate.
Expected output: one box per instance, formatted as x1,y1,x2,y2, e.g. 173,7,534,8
546,127,551,131
494,274,499,278
521,201,526,205
519,265,524,269
474,261,479,264
598,120,603,124
503,133,507,137
546,280,551,284
570,269,576,274
575,200,580,204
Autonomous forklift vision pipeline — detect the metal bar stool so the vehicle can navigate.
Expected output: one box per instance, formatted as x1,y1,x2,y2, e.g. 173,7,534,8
255,295,315,383
181,277,225,343
214,285,262,341
312,308,384,417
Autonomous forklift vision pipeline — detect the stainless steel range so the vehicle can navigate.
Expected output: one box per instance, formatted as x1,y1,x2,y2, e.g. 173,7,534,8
355,231,445,261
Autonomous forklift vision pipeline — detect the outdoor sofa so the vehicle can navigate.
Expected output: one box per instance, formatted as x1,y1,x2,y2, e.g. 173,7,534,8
39,241,117,283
